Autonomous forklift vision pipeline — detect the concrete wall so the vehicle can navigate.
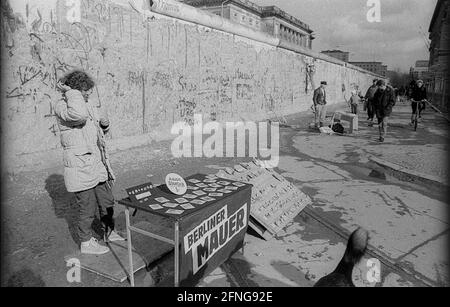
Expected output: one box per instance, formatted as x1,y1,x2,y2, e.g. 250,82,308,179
1,0,380,173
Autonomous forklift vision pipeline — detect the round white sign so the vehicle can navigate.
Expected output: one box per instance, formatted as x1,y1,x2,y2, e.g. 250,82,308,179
165,173,187,195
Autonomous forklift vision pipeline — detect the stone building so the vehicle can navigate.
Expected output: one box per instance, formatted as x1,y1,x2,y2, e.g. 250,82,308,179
259,5,314,49
349,61,388,77
181,0,263,31
320,50,350,62
410,60,430,81
428,0,449,110
181,0,314,49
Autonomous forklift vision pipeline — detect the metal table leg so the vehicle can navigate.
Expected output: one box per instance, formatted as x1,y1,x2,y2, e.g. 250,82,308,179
125,207,135,287
174,221,180,287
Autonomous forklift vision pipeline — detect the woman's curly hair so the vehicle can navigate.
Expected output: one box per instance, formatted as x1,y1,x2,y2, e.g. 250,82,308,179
60,70,95,92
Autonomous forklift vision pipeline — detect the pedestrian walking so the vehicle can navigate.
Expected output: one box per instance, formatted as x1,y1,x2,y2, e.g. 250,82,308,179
349,90,360,115
373,80,396,142
313,81,328,128
54,70,124,255
364,79,378,126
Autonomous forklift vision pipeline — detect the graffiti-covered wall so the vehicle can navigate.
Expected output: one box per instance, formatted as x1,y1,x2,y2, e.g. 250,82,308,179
1,0,378,172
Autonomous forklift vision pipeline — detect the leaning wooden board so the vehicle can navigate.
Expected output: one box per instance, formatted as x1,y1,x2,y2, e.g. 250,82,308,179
215,160,312,239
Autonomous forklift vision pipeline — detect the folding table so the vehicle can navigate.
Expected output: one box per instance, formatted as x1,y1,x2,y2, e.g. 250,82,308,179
118,174,252,287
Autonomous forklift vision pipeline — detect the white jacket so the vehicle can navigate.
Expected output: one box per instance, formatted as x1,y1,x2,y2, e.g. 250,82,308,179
54,90,113,193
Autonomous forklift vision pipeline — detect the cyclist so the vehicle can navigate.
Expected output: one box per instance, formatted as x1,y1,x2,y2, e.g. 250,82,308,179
410,79,427,124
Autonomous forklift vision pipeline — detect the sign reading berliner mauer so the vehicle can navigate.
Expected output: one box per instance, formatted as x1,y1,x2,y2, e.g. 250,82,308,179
179,186,251,286
184,204,247,274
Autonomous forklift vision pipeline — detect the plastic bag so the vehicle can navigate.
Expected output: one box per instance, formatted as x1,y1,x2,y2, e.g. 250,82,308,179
332,123,345,134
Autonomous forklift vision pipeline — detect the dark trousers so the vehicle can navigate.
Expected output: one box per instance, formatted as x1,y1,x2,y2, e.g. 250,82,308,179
378,116,389,138
351,104,358,115
74,182,115,242
367,100,374,120
411,101,425,116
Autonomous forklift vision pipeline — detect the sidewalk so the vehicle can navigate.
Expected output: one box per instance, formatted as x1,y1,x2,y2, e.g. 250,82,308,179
1,100,448,287
197,100,449,287
273,100,449,286
286,100,449,184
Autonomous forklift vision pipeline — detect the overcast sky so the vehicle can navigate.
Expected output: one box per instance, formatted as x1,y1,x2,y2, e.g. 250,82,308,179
252,0,438,72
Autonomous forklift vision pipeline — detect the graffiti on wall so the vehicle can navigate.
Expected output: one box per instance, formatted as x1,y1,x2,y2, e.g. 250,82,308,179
2,0,377,161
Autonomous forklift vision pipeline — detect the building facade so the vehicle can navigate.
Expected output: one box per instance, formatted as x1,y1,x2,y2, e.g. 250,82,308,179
181,0,314,49
410,60,430,81
320,50,350,62
349,61,388,77
428,0,449,111
260,5,314,49
182,0,263,31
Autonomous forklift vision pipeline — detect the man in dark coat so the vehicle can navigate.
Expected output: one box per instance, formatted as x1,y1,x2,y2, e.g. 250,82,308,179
373,80,396,142
364,79,378,126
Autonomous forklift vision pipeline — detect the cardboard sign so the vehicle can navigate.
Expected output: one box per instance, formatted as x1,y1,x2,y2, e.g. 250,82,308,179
126,182,153,204
165,173,187,195
215,160,311,239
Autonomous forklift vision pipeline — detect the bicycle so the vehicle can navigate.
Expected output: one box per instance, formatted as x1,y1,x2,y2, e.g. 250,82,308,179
411,99,427,131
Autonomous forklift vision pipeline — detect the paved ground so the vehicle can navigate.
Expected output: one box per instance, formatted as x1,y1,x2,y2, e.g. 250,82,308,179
198,100,449,288
1,99,448,287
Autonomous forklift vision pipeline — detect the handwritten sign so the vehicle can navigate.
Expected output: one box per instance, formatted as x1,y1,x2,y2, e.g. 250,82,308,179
166,173,187,195
215,160,311,238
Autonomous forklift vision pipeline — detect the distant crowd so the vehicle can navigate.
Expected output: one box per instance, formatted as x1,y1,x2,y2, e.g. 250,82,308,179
313,78,428,142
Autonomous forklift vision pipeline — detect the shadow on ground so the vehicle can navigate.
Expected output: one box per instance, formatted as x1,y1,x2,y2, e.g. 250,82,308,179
4,268,46,287
44,174,105,246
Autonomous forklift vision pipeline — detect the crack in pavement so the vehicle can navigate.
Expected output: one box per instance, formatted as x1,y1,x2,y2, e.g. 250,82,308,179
302,207,433,287
395,229,449,263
